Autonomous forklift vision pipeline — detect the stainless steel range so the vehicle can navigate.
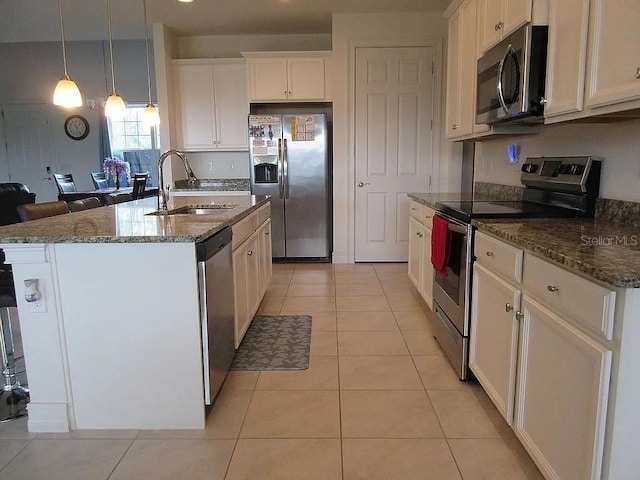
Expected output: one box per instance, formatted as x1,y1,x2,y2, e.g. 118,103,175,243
432,156,602,380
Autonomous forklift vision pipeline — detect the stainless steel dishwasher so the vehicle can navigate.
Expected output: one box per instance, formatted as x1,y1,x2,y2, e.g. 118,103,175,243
196,227,234,405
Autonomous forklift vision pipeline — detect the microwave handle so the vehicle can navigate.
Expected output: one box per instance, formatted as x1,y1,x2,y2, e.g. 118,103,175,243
497,44,513,114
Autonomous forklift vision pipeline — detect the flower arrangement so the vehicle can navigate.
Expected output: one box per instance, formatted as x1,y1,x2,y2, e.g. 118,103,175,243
103,157,131,188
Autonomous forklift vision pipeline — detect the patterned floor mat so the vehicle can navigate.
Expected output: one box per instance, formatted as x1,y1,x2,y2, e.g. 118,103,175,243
230,315,312,371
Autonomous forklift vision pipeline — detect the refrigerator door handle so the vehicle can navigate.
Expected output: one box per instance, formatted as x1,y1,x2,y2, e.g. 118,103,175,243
277,138,284,199
283,138,289,199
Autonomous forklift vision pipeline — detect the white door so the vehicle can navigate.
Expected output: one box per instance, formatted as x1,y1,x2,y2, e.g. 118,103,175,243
354,47,434,261
2,104,58,202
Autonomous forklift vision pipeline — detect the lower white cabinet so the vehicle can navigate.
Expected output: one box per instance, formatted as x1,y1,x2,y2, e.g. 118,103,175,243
469,262,521,425
232,205,272,347
515,296,611,480
471,231,614,480
407,202,434,309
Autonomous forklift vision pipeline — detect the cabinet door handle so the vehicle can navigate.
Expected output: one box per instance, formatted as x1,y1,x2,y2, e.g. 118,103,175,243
505,303,513,312
636,67,640,79
417,232,423,238
288,91,292,96
452,124,458,129
247,250,253,256
265,230,270,235
515,311,524,321
495,21,504,31
540,97,548,105
547,285,559,292
424,215,431,219
486,251,494,257
411,207,418,211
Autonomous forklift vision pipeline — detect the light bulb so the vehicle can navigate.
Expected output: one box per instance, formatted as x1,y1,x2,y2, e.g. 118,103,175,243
53,76,83,108
105,94,126,118
143,104,160,126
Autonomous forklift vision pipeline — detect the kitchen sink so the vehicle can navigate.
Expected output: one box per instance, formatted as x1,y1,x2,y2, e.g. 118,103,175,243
147,205,237,216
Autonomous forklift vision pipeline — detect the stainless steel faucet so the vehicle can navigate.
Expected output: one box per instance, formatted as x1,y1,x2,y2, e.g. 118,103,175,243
157,149,197,211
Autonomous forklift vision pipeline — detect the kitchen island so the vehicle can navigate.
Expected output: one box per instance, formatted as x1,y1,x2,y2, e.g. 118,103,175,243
0,195,269,432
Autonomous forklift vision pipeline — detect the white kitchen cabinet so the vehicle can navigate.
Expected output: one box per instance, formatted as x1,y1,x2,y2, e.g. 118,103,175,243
446,0,488,139
545,0,640,123
478,0,534,53
469,262,521,425
257,217,273,297
407,201,434,309
471,231,615,480
584,0,640,109
243,52,331,102
173,59,248,151
232,204,272,347
515,296,611,480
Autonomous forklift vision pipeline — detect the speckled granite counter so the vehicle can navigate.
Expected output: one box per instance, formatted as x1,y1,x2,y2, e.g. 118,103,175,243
173,178,250,192
408,192,475,209
474,218,640,288
0,195,269,244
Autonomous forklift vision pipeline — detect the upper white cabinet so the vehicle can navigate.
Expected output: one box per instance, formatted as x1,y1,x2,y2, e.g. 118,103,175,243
478,0,534,53
545,0,640,123
173,59,248,151
243,52,332,102
445,0,490,140
584,0,640,109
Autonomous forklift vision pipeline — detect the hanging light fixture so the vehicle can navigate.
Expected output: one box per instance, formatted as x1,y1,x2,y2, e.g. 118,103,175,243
105,0,126,118
141,0,160,126
53,0,83,107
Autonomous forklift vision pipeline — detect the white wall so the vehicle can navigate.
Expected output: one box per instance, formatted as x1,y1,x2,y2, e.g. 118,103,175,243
474,119,640,202
331,12,449,263
0,40,155,189
179,34,332,58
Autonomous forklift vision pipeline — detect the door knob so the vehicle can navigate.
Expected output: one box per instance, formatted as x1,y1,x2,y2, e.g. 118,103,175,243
357,182,371,187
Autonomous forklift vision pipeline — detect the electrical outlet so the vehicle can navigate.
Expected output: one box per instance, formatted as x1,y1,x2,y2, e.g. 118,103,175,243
208,161,213,171
29,298,47,313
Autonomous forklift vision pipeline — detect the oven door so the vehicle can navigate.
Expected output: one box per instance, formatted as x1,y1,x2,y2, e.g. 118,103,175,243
432,214,472,336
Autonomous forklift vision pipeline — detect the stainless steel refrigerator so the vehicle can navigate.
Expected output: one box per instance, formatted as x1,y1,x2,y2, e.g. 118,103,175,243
249,113,331,260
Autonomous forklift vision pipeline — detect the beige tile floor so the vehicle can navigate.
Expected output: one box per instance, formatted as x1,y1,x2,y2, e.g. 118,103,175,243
0,263,544,480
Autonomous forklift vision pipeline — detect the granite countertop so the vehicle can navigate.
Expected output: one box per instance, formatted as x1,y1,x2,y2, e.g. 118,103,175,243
0,195,270,244
474,218,640,288
408,192,510,209
173,178,250,192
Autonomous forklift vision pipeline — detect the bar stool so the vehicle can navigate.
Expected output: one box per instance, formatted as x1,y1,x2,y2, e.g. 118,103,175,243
0,264,29,421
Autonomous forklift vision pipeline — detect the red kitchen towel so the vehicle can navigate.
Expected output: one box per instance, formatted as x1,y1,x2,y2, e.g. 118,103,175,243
431,215,450,277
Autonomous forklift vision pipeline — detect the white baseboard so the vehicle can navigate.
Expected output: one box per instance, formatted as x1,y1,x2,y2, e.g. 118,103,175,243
27,402,70,432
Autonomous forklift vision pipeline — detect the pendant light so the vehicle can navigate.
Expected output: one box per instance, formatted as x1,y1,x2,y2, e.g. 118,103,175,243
105,0,126,118
53,0,83,107
141,0,160,126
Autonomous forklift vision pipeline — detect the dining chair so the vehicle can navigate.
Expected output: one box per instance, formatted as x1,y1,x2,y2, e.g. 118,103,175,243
104,192,133,205
16,201,70,221
67,197,102,212
132,173,149,200
53,174,77,194
91,172,109,190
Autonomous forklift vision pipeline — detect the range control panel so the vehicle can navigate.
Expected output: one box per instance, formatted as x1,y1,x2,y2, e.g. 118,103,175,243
520,156,601,194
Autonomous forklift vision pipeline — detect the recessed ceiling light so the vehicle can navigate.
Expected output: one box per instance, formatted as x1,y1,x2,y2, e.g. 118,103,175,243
178,0,193,3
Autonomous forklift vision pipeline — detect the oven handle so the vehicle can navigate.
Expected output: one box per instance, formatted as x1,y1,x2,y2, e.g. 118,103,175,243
447,223,468,235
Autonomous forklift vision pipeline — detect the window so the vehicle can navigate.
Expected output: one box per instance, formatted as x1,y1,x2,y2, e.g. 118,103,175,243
107,106,160,152
106,105,161,187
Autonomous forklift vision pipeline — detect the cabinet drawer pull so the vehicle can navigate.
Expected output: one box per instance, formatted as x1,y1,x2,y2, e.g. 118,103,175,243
411,207,418,211
425,215,431,219
547,285,559,292
505,303,513,312
486,251,494,257
247,250,254,256
452,124,458,129
417,232,423,238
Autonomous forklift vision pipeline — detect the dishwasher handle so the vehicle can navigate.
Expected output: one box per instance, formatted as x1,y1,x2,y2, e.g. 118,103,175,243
196,227,233,261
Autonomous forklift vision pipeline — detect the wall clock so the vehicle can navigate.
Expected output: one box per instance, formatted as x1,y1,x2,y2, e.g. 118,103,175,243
64,115,90,141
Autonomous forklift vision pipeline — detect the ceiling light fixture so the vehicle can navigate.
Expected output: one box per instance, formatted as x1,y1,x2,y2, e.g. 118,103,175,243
105,0,126,118
177,0,194,3
53,0,83,108
141,0,160,126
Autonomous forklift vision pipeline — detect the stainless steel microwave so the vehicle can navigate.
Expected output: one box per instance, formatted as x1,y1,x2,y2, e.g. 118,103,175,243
476,25,548,125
